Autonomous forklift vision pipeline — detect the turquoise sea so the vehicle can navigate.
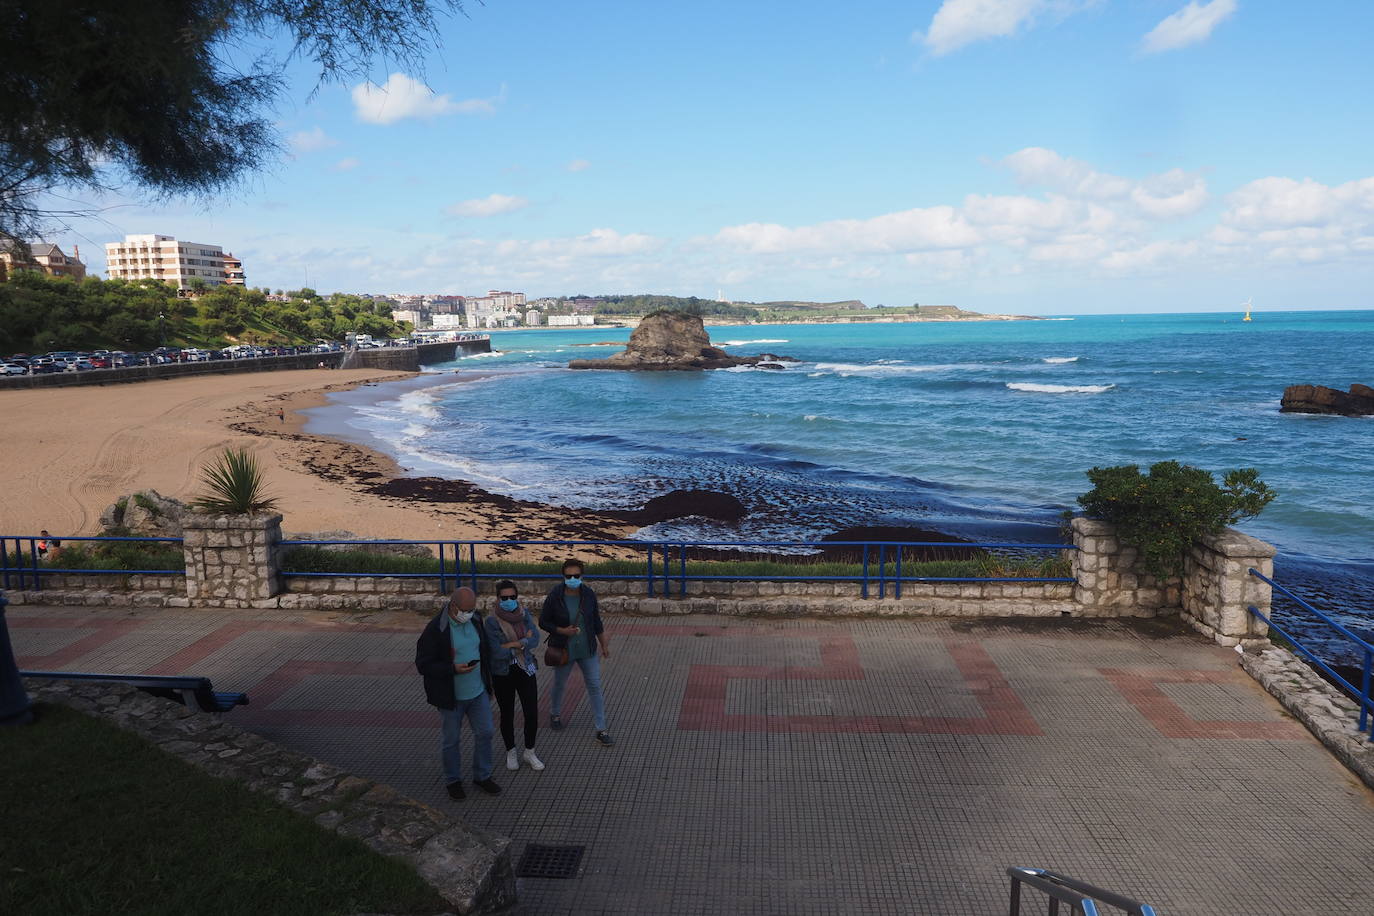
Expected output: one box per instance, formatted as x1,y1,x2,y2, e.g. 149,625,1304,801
313,311,1373,640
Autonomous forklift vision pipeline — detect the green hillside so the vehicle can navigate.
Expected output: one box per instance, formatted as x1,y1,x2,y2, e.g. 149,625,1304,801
0,273,408,354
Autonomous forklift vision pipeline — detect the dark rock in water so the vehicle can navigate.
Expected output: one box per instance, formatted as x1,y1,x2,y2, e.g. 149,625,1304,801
610,489,748,525
1280,384,1374,416
820,525,983,562
568,311,796,371
756,362,785,371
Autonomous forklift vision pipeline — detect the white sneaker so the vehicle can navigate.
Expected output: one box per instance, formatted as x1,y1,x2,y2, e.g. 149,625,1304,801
522,748,545,771
505,747,520,771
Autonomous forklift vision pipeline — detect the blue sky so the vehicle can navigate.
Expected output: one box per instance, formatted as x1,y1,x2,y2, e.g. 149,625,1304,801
58,0,1374,313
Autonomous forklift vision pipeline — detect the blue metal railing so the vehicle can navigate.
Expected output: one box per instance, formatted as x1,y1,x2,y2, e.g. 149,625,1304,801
1007,868,1156,915
1,535,185,592
278,537,1074,598
1247,568,1374,741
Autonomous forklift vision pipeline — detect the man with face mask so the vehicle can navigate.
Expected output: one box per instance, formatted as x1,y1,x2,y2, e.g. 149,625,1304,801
540,558,613,746
415,586,501,799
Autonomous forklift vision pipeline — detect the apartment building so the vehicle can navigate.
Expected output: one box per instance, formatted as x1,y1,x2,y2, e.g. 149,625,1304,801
104,234,228,288
222,252,245,286
547,314,596,327
0,240,86,282
464,290,527,328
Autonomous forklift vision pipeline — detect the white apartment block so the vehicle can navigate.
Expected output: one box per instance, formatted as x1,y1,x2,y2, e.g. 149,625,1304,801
392,309,426,327
547,314,596,327
104,234,228,288
525,309,542,325
432,313,467,330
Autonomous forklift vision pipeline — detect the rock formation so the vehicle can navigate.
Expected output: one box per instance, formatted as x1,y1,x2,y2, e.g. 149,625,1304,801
567,311,794,371
608,489,748,526
99,489,188,537
1280,384,1374,416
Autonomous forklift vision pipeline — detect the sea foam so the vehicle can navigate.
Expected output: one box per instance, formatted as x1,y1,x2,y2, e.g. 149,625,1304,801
1007,382,1115,394
718,338,790,346
1042,356,1080,364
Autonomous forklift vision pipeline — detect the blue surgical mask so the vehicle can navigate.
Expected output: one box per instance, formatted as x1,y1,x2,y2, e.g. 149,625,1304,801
564,576,582,588
498,598,518,612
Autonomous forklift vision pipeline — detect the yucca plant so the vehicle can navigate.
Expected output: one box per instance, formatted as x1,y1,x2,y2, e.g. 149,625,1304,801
192,447,279,515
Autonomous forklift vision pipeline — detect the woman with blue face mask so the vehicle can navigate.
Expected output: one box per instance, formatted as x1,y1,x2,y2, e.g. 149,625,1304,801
539,558,613,746
484,579,545,771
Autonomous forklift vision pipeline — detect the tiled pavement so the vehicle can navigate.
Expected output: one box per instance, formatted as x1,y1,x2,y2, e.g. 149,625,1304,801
12,605,1374,915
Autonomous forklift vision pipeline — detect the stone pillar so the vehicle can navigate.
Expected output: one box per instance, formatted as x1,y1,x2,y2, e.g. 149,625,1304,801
1181,528,1276,647
182,513,282,607
1071,517,1179,616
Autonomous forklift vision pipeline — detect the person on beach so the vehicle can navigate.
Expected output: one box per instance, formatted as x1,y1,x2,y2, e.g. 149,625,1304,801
484,580,545,772
540,558,613,746
36,530,60,560
277,408,284,423
415,586,502,800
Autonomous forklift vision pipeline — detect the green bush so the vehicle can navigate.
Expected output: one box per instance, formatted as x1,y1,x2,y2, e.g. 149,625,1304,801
1077,461,1275,580
7,541,185,571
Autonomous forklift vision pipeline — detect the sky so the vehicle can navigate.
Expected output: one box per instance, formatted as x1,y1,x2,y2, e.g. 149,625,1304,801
50,0,1374,313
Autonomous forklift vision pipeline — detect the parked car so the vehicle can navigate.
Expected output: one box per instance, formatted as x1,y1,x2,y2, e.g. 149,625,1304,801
69,359,95,372
1,361,28,376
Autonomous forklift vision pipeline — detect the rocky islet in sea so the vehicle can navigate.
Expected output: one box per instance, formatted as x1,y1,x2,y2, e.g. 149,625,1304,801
566,310,795,371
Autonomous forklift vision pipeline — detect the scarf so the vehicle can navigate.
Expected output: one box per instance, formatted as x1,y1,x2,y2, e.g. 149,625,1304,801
495,606,527,641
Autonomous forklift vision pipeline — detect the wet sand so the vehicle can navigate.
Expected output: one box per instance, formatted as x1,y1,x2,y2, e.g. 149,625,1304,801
0,369,636,553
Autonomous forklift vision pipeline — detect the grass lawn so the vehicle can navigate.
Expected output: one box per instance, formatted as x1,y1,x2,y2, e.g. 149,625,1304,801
280,546,1071,581
0,703,449,916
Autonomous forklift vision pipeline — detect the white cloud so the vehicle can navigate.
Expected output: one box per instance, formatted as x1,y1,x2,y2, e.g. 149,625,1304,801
1100,240,1198,271
1001,147,1209,219
288,127,338,154
444,194,531,218
333,157,361,172
1222,176,1374,229
714,206,980,255
566,159,592,172
352,74,502,125
1141,0,1238,54
920,0,1044,56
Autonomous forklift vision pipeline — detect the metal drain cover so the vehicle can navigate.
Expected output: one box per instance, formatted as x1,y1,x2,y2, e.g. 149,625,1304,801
516,844,585,879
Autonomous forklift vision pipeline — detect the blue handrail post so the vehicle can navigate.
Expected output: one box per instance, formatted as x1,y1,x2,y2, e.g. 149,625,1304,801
679,544,687,597
646,545,655,597
29,539,40,592
660,543,670,595
438,542,447,595
2,538,11,590
878,545,887,599
469,543,477,591
895,546,903,600
861,544,869,599
1362,649,1372,736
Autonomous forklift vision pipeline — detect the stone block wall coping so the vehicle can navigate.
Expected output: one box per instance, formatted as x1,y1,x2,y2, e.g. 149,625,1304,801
182,512,284,530
1201,529,1278,559
24,678,515,914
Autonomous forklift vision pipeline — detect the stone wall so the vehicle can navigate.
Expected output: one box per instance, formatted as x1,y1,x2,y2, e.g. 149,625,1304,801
1071,517,1179,614
183,512,282,606
25,677,516,914
1181,529,1275,647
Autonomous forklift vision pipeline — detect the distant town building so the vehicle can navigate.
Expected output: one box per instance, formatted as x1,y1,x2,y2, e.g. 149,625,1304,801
525,309,542,326
426,295,464,314
222,251,245,285
392,309,426,327
104,234,228,288
0,240,87,282
432,313,466,330
547,314,596,327
465,290,527,328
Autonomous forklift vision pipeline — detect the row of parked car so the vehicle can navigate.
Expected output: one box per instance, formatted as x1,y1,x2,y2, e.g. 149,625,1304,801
1,342,362,376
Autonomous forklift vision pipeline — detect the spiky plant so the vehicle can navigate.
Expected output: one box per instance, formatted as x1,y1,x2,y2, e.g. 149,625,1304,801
192,448,278,515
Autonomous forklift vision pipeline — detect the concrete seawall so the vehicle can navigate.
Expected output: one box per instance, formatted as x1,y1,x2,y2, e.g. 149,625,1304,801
0,337,490,390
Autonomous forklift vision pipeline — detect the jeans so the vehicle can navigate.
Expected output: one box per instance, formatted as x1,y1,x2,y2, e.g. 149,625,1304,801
551,654,607,731
439,692,495,784
492,666,539,750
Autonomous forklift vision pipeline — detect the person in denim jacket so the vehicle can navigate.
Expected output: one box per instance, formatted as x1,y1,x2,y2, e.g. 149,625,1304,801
539,558,613,746
484,579,545,771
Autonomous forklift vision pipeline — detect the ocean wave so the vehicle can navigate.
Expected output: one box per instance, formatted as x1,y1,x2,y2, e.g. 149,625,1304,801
812,362,955,376
461,350,503,359
395,389,441,419
1007,382,1115,394
718,338,790,346
1042,356,1079,364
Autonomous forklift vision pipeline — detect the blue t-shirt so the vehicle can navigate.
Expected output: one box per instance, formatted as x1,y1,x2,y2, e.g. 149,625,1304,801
448,616,485,701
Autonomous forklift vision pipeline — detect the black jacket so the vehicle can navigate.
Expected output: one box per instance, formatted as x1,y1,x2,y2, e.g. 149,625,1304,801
539,584,603,650
415,610,493,710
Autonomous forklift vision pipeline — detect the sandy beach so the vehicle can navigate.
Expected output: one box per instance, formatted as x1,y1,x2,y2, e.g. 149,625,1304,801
0,369,637,549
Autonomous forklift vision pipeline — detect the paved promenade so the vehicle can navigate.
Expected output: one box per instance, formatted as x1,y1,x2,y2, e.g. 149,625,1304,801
12,605,1374,914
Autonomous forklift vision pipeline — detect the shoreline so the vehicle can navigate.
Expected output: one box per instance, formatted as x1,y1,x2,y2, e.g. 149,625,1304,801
0,367,637,553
